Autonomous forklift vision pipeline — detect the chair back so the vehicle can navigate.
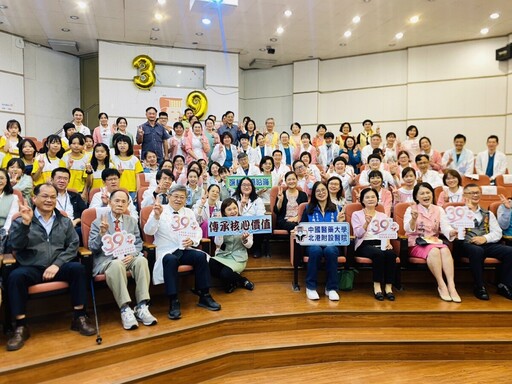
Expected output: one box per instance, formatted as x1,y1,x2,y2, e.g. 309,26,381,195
488,201,501,217
89,187,101,204
393,202,410,237
137,173,151,188
269,186,287,228
461,175,490,187
344,202,385,228
137,186,149,208
495,175,512,187
479,186,506,210
140,206,155,244
80,208,98,249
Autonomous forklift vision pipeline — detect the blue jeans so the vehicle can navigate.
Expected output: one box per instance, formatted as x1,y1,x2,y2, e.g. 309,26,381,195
306,246,339,291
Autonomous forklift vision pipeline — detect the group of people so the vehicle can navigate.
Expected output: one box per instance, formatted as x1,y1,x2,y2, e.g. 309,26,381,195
1,106,512,353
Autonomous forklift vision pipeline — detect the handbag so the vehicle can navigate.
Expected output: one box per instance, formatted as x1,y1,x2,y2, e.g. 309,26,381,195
338,268,358,291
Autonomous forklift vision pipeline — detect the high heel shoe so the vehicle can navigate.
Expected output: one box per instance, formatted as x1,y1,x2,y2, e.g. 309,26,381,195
438,287,452,302
450,292,462,303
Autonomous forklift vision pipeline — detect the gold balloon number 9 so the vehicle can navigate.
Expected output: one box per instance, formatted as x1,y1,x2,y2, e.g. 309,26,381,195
186,91,208,119
133,55,156,90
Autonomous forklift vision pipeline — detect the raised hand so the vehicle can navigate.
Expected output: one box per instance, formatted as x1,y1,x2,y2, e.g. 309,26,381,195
99,214,109,236
337,207,346,222
38,154,45,169
19,200,33,225
117,162,124,174
277,185,283,200
410,203,418,221
67,158,74,169
153,199,163,219
363,208,372,225
100,187,109,205
85,163,92,173
499,194,511,209
137,126,144,136
200,192,208,206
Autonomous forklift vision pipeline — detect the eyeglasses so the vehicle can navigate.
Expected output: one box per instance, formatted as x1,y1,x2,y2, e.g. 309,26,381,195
464,191,481,196
38,194,57,201
295,165,305,170
170,194,186,200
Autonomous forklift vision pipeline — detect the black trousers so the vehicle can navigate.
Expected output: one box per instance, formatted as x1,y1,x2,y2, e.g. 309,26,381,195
162,249,210,296
209,258,246,288
459,242,512,286
7,262,87,317
356,241,396,284
277,219,299,232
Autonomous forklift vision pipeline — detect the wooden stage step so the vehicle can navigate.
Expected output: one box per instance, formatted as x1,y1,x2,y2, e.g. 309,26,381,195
2,282,512,383
202,361,512,384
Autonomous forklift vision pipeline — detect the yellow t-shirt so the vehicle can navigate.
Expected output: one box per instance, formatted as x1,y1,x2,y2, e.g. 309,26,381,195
91,161,116,189
62,152,91,192
33,155,66,186
0,136,20,167
111,155,143,192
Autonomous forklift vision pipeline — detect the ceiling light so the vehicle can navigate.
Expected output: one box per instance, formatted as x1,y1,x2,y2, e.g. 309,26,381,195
284,10,292,17
152,27,160,31
192,42,199,45
259,48,267,52
395,32,404,39
276,26,284,34
269,37,277,42
409,15,419,23
154,13,163,21
150,37,158,40
196,32,203,36
339,43,347,47
202,18,211,25
490,13,500,20
352,16,361,23
157,0,166,4
61,28,71,32
344,30,352,38
0,5,8,9
70,15,79,20
77,1,87,9
363,0,371,3
480,27,489,35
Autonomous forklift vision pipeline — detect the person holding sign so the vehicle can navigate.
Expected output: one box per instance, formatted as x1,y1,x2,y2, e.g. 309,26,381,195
404,182,460,302
299,181,346,301
352,188,397,301
144,184,221,320
461,184,512,301
89,190,156,330
233,177,267,257
210,198,255,293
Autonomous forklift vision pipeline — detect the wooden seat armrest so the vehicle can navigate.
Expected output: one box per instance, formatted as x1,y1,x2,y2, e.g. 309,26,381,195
78,247,92,257
2,253,16,266
143,242,156,250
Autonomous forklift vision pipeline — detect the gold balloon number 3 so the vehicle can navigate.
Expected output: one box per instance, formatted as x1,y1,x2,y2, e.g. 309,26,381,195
132,55,156,90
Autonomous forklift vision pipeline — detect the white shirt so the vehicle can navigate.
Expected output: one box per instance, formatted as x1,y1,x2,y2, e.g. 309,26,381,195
442,148,474,176
89,190,139,221
417,169,443,189
34,208,56,236
56,192,74,220
475,150,508,181
144,205,202,285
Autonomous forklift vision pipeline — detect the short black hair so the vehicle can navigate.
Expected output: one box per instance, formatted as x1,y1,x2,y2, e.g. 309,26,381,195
324,132,335,140
413,182,436,205
362,119,373,126
146,106,157,113
72,107,84,115
101,168,121,181
51,167,70,179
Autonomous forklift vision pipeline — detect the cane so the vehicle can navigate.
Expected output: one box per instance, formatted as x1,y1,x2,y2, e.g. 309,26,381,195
90,279,102,345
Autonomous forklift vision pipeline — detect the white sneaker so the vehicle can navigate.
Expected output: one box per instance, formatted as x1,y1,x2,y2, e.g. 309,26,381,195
121,307,139,330
325,289,340,301
135,303,158,326
306,288,320,300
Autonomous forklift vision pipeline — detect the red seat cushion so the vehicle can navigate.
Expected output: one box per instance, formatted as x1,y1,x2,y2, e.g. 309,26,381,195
28,281,69,295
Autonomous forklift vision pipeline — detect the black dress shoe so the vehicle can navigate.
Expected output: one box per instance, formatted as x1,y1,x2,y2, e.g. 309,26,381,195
6,325,30,351
198,293,221,311
374,292,384,301
225,283,236,293
474,286,489,301
385,292,396,301
497,284,512,300
243,279,255,291
168,299,181,320
71,315,96,336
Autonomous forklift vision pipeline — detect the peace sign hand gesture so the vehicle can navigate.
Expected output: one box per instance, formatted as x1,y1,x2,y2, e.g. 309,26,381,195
99,214,109,236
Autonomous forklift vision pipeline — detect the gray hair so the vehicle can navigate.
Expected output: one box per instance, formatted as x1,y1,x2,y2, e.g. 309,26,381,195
168,184,187,195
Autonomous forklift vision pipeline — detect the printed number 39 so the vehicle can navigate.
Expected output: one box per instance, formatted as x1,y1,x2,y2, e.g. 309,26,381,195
133,55,156,90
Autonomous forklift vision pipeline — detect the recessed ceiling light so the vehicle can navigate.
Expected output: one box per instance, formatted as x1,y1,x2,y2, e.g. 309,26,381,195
152,27,160,31
77,1,87,9
480,27,489,35
196,32,203,36
269,37,278,42
177,84,181,87
284,10,292,17
490,13,500,20
395,32,404,39
308,55,314,58
0,5,8,9
202,18,211,25
70,15,79,20
259,48,267,52
344,30,352,38
192,41,199,45
157,0,166,4
363,0,371,3
339,43,347,47
389,43,396,47
154,13,163,21
276,26,284,34
0,21,3,24
409,15,420,23
150,37,158,40
352,16,361,23
61,28,71,32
